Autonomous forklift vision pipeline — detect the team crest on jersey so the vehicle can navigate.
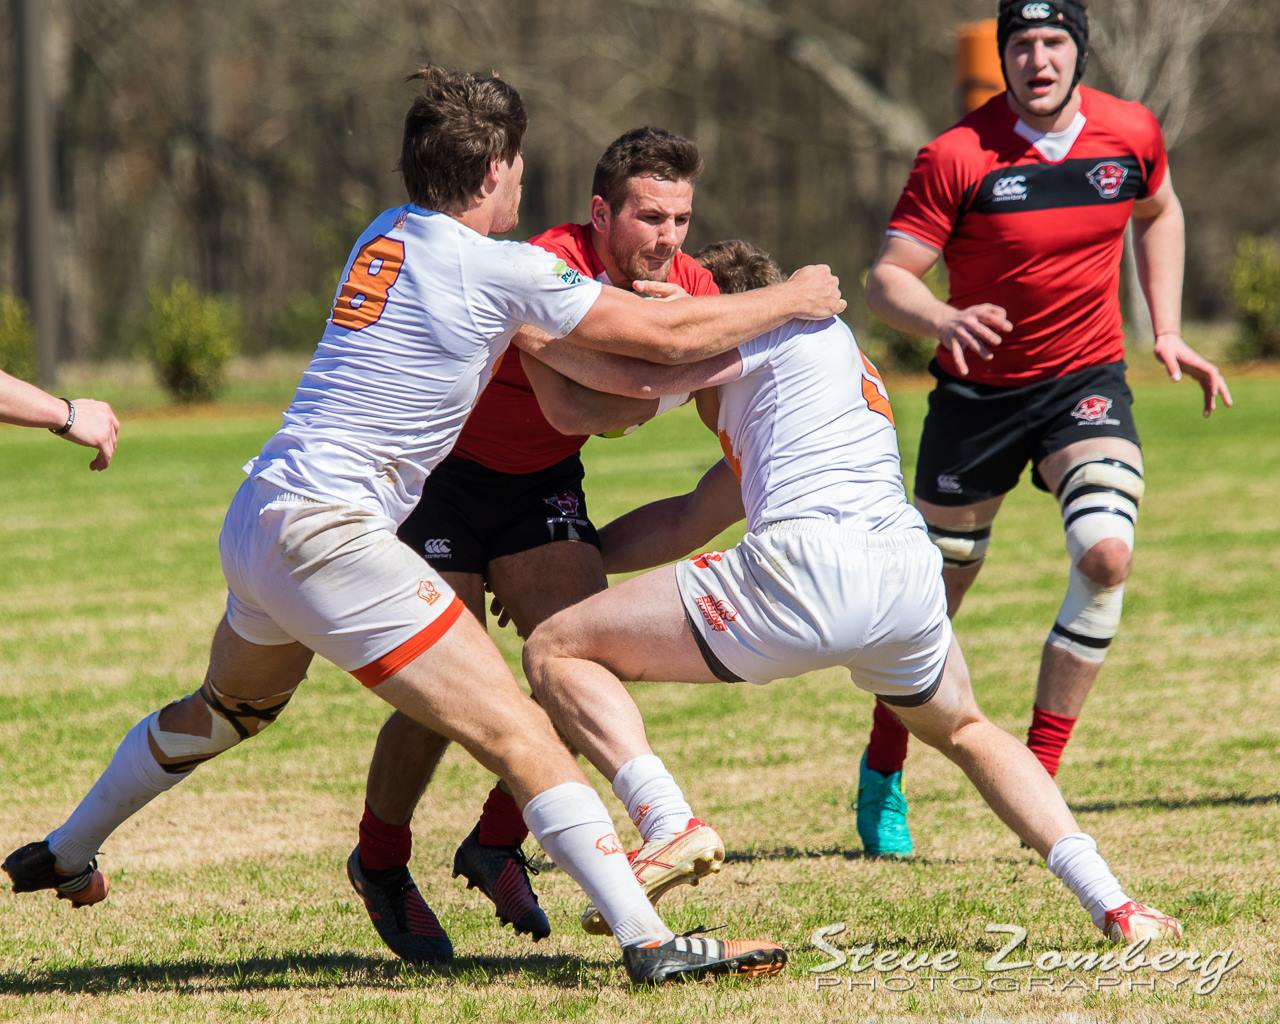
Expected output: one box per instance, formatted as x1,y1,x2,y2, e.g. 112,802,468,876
551,258,584,285
1086,162,1128,199
544,491,581,517
1071,394,1115,423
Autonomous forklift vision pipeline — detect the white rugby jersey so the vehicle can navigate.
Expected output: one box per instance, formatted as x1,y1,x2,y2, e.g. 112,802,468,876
717,317,924,534
246,206,601,524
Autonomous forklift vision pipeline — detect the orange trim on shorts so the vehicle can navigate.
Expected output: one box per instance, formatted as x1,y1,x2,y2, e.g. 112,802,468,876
352,596,465,688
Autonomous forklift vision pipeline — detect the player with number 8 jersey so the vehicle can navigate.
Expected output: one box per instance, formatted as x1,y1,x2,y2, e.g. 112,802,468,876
6,66,846,985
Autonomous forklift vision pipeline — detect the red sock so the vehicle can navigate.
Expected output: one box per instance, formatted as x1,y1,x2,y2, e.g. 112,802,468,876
866,699,910,774
1026,705,1077,778
358,803,412,872
477,783,529,847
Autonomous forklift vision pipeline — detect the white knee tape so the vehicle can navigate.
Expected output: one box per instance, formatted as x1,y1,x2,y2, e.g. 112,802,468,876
145,680,296,775
1048,565,1125,663
927,524,991,568
145,707,244,775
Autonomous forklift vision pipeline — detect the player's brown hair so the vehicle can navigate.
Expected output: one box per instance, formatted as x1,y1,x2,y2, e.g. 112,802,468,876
694,239,784,294
399,65,527,213
591,127,704,213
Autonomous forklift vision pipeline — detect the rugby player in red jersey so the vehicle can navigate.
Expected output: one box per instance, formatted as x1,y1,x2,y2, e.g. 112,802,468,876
349,127,729,960
855,0,1232,857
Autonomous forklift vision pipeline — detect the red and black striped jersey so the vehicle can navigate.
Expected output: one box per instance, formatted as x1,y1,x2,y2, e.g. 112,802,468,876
887,87,1168,386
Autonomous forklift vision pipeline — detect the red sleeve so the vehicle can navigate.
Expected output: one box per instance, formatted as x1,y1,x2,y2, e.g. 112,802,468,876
1135,104,1168,198
885,138,967,252
674,255,720,297
528,225,593,275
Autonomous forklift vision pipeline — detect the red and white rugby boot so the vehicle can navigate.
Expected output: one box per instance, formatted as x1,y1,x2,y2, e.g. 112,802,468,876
582,819,725,935
1103,900,1183,943
3,840,109,908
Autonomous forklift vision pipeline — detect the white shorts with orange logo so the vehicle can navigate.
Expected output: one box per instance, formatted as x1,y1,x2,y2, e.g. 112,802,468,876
674,520,952,705
219,477,463,686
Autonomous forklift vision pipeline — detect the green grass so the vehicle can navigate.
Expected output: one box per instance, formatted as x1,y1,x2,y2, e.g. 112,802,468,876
0,364,1277,1023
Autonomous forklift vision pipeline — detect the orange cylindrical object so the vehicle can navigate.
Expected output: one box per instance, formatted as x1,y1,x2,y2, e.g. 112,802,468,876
956,19,1003,114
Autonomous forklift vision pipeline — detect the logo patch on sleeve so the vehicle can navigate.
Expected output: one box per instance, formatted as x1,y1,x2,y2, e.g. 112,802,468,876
551,258,584,285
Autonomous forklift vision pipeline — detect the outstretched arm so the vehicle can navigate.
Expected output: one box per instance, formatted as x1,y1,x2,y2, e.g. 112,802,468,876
0,370,120,470
514,327,743,399
1132,173,1232,417
600,458,744,574
564,264,844,365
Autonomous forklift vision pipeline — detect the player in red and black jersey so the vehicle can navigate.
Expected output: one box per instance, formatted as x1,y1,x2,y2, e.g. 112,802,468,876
350,127,721,960
855,0,1232,858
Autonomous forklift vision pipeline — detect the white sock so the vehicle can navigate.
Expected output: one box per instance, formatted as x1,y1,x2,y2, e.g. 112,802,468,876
1046,832,1130,930
611,754,693,843
47,714,185,873
523,781,673,948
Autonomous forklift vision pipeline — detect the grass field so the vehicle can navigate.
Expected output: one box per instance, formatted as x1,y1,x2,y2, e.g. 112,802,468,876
1,361,1277,1023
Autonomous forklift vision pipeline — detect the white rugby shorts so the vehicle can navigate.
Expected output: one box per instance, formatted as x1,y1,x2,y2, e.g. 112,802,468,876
219,477,463,686
675,520,952,704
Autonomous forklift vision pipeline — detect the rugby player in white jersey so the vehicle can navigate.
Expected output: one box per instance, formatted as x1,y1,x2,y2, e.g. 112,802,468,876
2,68,847,984
522,240,1183,945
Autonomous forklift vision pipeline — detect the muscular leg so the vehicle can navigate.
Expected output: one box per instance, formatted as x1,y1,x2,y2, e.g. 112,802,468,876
888,636,1175,940
470,541,607,836
43,617,314,874
369,604,674,948
1027,438,1143,774
363,570,485,830
365,542,605,830
523,564,717,782
856,494,1005,855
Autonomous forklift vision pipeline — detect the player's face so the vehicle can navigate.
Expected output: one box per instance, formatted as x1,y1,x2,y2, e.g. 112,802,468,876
599,176,694,286
1004,27,1077,119
491,151,524,234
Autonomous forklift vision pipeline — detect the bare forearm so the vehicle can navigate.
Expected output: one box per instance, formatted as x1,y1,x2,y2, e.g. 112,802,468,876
600,460,744,573
866,262,952,339
0,372,68,428
520,350,658,435
529,334,736,399
1132,201,1185,337
569,265,842,366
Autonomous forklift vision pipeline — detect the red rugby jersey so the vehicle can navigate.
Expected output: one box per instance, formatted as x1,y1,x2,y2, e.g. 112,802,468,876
886,86,1168,386
452,222,719,472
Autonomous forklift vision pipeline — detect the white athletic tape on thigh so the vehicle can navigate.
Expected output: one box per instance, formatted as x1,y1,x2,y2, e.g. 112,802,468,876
926,523,992,567
1056,457,1143,563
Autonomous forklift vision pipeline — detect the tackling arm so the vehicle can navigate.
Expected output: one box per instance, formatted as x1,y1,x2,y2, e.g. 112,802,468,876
564,264,844,365
514,327,743,399
599,458,744,574
519,350,660,436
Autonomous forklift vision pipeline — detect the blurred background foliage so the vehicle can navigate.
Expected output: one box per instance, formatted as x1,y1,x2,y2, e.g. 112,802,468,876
0,0,1275,382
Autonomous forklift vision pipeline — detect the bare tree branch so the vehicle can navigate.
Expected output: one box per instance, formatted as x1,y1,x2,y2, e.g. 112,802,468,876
629,0,931,157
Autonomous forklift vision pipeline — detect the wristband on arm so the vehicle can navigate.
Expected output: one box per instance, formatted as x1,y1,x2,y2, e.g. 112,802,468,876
49,399,76,436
